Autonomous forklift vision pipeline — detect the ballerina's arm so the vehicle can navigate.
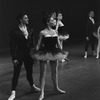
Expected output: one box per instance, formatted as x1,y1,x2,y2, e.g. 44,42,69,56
56,36,62,49
97,26,100,38
94,26,100,39
36,32,43,50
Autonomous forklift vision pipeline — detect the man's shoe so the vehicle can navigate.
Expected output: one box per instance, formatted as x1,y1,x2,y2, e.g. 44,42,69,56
38,92,44,100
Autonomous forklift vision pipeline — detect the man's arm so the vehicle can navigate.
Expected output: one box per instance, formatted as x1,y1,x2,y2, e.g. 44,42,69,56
9,31,17,61
86,20,89,36
85,20,90,40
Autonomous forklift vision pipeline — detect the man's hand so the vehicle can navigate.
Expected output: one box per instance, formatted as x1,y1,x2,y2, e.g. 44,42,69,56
13,60,19,66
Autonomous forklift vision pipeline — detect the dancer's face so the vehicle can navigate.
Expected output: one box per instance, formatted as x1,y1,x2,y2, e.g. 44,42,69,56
49,17,56,27
89,11,94,18
20,15,29,25
51,12,56,19
57,13,63,20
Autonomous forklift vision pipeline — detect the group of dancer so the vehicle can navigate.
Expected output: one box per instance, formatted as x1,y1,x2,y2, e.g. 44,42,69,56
84,11,100,59
8,11,69,100
8,10,100,100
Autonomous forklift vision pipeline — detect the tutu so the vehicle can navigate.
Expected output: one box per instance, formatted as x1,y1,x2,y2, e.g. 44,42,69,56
31,48,68,61
30,36,68,61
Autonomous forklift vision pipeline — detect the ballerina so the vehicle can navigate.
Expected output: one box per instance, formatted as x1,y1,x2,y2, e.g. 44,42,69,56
94,25,100,58
56,11,69,62
30,11,68,100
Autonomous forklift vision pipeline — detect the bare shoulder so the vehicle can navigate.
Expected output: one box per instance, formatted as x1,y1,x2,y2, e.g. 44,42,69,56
40,29,48,36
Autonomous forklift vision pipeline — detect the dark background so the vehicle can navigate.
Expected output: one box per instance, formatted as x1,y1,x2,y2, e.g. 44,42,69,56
0,0,99,50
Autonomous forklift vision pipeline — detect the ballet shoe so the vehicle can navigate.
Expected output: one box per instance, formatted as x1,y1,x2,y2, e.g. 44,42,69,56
54,88,66,94
8,91,15,100
84,52,87,58
31,84,40,92
84,55,87,58
38,93,44,100
96,56,99,59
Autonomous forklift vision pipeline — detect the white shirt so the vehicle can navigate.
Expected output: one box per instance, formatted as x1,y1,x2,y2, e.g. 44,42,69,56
19,25,28,39
89,17,95,24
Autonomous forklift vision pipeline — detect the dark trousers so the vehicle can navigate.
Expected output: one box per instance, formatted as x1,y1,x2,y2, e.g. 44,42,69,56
12,55,34,90
85,37,95,52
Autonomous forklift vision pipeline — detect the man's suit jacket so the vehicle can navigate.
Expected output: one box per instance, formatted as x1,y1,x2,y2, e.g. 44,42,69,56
9,26,35,61
86,18,95,38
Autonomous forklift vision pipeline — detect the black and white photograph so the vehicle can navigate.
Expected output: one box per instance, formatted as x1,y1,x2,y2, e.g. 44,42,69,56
0,0,99,100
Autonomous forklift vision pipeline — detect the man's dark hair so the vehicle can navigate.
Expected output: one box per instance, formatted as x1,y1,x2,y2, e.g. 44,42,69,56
16,12,28,24
89,11,94,15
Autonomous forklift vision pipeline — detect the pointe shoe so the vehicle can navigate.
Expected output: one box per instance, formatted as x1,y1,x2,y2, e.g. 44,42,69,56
8,91,15,100
54,88,66,94
31,84,40,92
96,55,99,59
84,55,87,58
38,93,44,100
84,52,87,58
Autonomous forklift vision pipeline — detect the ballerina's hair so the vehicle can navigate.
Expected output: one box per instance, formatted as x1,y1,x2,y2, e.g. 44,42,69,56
42,11,56,26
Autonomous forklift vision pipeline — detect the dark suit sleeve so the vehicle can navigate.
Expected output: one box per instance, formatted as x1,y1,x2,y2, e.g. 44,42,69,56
86,19,95,37
27,28,36,55
86,20,89,37
9,31,17,61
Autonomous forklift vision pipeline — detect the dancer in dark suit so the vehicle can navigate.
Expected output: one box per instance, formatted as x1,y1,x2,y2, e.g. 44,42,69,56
84,11,96,58
8,13,40,100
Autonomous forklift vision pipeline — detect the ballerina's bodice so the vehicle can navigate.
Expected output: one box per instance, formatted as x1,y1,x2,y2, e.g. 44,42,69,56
42,36,58,50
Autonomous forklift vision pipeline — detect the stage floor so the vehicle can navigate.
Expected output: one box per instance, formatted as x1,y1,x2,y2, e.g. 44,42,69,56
0,43,100,100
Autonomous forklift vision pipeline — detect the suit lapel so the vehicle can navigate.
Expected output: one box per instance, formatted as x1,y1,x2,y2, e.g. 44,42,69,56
17,27,26,39
27,27,33,39
17,26,33,40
